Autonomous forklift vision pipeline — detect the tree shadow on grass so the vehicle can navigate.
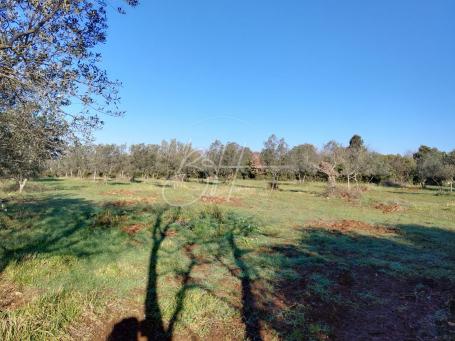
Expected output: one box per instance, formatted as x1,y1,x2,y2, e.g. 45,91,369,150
255,223,455,340
108,208,264,341
108,206,198,341
107,209,455,341
0,195,102,274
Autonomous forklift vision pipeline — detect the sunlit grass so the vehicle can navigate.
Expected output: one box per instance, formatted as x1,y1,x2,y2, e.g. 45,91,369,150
1,178,454,340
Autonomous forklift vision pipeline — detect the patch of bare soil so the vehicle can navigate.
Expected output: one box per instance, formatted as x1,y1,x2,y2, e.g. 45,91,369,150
121,224,145,235
89,301,144,341
200,195,242,206
334,268,455,340
308,219,399,235
374,202,405,214
254,246,455,340
339,191,362,203
102,190,140,197
0,281,25,311
358,185,370,192
110,200,137,207
325,188,363,203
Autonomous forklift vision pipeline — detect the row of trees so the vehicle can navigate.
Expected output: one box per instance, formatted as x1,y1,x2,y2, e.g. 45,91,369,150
1,3,452,193
42,135,455,191
46,139,254,181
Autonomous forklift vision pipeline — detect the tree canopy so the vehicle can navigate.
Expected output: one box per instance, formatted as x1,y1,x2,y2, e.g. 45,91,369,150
0,0,138,189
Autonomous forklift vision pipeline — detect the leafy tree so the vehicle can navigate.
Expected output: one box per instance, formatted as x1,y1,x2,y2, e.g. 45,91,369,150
129,144,159,179
0,104,66,191
260,135,289,185
206,140,224,177
349,134,364,150
0,1,138,189
413,146,446,187
386,154,416,184
289,144,318,183
363,152,391,183
342,134,368,189
1,0,138,129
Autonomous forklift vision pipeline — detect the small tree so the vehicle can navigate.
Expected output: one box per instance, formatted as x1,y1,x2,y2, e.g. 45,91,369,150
413,146,446,188
289,144,318,183
319,141,344,193
342,135,368,189
260,135,289,188
386,154,416,185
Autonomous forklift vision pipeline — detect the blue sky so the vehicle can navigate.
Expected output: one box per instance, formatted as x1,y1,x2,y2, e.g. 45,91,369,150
95,0,455,153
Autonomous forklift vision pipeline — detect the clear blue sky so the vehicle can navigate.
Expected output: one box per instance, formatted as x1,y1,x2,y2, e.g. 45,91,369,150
95,0,455,154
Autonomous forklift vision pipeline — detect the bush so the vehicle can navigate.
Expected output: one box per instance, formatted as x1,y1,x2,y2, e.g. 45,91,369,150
380,180,403,188
323,186,362,202
181,206,257,240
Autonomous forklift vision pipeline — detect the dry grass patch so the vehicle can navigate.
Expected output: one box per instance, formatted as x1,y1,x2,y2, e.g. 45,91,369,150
308,219,399,235
200,195,242,206
374,202,405,214
108,197,156,207
121,224,145,235
101,190,138,196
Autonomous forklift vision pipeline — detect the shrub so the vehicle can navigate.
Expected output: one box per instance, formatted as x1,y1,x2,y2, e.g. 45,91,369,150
184,206,257,240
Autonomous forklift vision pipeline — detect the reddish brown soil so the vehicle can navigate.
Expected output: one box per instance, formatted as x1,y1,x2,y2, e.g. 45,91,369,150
374,202,405,214
200,195,242,205
110,200,137,207
339,190,361,202
334,268,455,340
121,224,145,235
102,190,137,196
253,245,455,340
308,219,399,235
0,281,26,310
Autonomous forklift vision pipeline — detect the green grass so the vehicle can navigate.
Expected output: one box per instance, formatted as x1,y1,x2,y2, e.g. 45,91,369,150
1,178,454,340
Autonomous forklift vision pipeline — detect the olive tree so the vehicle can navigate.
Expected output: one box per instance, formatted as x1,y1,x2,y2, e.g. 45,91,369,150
288,144,318,183
341,135,368,189
319,141,344,193
260,135,289,187
0,0,137,189
0,104,66,191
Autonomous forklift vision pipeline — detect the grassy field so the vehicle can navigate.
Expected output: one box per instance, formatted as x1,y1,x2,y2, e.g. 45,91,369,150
1,178,455,340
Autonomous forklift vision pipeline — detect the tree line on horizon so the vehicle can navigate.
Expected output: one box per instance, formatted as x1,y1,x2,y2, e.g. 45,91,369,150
0,2,453,193
40,134,455,192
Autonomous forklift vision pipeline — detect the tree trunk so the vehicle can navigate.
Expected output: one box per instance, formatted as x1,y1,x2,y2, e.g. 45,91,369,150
327,175,337,194
93,168,96,181
18,178,27,193
347,175,350,190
